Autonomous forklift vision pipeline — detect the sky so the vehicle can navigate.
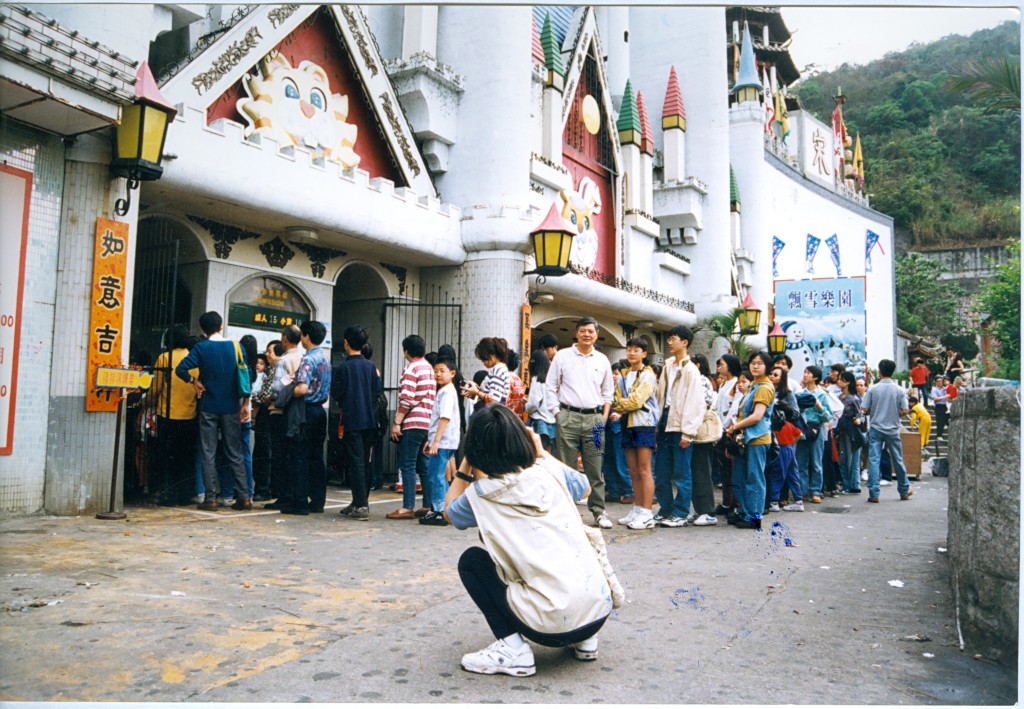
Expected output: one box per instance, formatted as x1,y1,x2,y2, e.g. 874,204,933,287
782,6,1020,72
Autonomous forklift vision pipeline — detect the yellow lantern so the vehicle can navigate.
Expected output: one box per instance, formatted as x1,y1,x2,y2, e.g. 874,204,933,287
527,203,576,277
767,321,789,356
738,292,761,335
112,61,177,215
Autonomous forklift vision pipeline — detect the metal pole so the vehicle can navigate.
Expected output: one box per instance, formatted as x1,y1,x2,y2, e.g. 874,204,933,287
97,392,128,520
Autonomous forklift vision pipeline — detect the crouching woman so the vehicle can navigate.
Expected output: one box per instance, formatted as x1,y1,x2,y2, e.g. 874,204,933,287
444,405,613,676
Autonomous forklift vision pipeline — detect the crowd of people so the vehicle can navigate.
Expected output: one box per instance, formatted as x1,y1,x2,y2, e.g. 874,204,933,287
143,310,939,529
140,309,947,676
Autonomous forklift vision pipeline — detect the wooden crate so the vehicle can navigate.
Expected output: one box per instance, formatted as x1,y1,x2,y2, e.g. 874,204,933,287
901,430,922,480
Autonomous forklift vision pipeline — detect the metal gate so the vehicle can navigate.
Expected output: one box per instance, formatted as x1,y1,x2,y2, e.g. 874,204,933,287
126,219,190,499
379,284,462,482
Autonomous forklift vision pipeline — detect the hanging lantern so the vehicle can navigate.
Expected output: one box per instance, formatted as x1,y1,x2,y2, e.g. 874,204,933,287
737,292,761,335
767,321,788,356
526,203,575,277
111,61,177,215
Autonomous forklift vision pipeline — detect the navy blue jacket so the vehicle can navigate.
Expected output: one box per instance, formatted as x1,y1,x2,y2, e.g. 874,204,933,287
175,339,242,415
331,354,382,432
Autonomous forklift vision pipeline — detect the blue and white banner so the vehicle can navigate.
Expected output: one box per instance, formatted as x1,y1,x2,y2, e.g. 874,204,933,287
772,236,785,278
825,234,842,277
774,277,867,379
805,234,821,275
865,229,883,273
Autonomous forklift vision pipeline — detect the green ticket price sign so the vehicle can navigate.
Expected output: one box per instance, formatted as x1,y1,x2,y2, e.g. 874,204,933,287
228,303,306,331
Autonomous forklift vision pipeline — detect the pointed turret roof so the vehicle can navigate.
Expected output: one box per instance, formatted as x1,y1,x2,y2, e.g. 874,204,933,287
617,79,641,148
636,90,654,156
540,12,564,76
734,22,761,97
531,15,545,64
662,65,686,131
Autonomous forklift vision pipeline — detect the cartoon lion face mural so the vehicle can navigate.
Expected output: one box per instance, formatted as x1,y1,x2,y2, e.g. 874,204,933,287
559,176,602,270
237,51,360,168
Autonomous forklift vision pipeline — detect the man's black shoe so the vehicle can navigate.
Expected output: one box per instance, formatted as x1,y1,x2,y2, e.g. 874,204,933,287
735,518,762,530
714,504,733,516
280,506,310,516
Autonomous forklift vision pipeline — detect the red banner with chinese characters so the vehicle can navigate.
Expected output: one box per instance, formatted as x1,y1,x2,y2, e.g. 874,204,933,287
86,218,129,412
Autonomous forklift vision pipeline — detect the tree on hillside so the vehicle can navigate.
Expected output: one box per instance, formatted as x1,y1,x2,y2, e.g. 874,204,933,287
978,241,1021,379
945,57,1021,114
894,253,966,336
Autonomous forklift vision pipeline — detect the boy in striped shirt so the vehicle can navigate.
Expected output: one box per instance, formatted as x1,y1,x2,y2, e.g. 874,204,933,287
387,334,436,519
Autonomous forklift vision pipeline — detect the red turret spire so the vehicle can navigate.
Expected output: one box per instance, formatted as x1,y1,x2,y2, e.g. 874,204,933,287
531,15,545,64
636,91,654,156
662,65,686,131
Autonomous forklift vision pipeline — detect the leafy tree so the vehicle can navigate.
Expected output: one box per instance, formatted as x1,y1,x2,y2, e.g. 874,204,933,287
940,332,979,362
978,241,1021,379
694,308,753,362
894,253,965,336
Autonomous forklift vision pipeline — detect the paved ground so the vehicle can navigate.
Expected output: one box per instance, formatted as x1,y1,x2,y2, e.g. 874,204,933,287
0,469,1017,705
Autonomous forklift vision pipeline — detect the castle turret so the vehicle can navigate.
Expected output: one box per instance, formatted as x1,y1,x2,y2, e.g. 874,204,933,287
661,65,687,183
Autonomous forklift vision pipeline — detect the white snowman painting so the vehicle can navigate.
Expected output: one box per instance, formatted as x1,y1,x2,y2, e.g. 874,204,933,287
780,320,815,375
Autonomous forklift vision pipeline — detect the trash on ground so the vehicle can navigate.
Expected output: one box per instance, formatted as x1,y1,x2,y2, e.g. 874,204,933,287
901,634,931,642
888,580,905,588
170,591,186,597
922,652,935,658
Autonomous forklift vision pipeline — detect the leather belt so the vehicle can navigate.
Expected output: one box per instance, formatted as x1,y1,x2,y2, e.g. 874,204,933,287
560,404,603,415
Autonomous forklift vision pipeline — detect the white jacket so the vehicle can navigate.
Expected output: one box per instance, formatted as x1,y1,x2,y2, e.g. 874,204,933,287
525,380,557,424
464,458,613,633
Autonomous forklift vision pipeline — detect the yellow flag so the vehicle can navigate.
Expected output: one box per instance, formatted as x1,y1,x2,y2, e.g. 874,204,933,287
775,89,790,143
853,133,864,182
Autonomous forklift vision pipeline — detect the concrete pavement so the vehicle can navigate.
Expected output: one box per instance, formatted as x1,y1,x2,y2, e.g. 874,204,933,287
0,470,1017,704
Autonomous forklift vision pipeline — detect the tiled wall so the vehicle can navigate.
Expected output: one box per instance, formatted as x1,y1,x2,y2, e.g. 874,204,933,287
0,117,64,514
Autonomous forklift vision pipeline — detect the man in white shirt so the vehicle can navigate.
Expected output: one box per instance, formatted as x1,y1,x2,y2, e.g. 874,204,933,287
545,317,614,528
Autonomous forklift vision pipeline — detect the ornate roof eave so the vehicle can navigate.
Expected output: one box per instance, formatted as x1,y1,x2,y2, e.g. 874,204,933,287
157,3,436,198
725,6,793,44
558,6,623,176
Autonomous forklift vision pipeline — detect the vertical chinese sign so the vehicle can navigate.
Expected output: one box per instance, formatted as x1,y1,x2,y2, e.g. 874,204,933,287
87,218,130,412
520,303,533,388
774,277,868,380
0,165,32,454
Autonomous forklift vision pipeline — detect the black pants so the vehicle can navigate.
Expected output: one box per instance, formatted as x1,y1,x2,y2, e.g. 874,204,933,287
269,413,289,502
934,405,948,440
457,547,607,647
691,442,715,515
291,403,328,511
343,428,376,508
714,443,736,508
252,409,272,498
157,416,197,504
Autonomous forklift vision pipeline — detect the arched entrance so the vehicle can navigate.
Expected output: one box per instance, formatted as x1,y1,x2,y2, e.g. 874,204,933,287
331,261,390,368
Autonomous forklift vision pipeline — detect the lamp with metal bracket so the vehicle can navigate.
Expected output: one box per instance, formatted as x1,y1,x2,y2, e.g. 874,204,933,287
767,321,789,357
111,61,176,217
525,202,575,303
737,292,762,336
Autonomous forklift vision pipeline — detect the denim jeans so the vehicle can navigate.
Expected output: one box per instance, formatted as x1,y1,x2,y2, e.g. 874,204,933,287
867,429,911,499
768,443,802,502
425,448,455,511
734,443,768,522
602,419,632,499
796,434,825,497
198,411,247,502
838,438,862,492
654,431,693,518
397,428,428,509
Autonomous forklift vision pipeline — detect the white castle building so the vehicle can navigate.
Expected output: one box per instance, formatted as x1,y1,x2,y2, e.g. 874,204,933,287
0,4,895,515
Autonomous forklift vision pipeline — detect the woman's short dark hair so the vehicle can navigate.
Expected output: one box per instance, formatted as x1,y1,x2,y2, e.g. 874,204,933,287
718,353,741,377
805,365,823,384
507,349,520,372
839,371,858,389
528,349,549,383
772,366,790,397
691,353,711,377
167,324,192,350
474,336,509,364
747,350,773,370
463,405,537,477
739,369,753,380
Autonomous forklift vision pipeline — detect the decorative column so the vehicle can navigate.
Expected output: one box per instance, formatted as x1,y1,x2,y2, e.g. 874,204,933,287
402,5,438,59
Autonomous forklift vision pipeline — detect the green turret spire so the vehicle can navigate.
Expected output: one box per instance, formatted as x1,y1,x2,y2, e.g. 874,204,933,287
730,165,741,212
541,13,564,77
617,79,641,146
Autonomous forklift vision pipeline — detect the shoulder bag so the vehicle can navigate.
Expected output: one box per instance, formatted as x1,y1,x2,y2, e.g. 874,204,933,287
694,406,722,443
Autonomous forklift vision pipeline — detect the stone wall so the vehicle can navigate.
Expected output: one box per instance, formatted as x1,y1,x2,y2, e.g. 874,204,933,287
946,386,1020,666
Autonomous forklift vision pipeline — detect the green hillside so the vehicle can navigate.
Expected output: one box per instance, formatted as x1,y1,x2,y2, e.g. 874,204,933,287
792,21,1020,250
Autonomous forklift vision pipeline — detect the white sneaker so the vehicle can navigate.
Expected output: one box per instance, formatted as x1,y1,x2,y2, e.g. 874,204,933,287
686,512,699,523
659,515,688,527
618,509,638,525
461,638,536,676
880,480,892,486
572,634,599,661
595,513,613,529
692,513,718,526
861,470,868,482
783,501,805,512
769,502,782,513
626,513,656,530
